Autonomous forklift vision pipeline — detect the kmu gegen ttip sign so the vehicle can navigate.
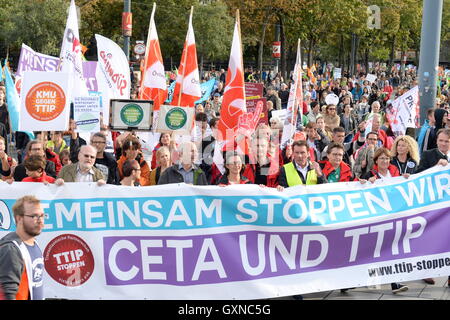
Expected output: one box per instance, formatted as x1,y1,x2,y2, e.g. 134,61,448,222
20,71,71,131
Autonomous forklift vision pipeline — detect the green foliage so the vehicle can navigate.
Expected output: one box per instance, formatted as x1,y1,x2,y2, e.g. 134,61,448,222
0,0,68,56
0,0,447,71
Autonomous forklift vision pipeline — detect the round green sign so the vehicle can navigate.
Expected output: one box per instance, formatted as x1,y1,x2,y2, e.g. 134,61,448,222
165,107,187,130
120,103,144,126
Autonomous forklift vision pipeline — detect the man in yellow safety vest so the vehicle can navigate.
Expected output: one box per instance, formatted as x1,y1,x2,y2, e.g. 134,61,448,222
278,140,327,187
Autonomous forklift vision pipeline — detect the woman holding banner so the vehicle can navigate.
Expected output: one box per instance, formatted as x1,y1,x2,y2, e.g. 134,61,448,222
217,153,251,186
353,147,409,294
149,147,172,186
390,135,419,178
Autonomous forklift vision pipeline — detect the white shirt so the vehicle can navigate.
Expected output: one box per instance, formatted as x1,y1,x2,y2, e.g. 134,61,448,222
294,161,309,180
76,164,95,182
378,170,392,179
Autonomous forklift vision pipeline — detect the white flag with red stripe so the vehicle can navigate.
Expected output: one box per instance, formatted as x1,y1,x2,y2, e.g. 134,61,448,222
217,11,246,143
281,39,303,148
170,7,201,107
59,0,88,98
139,3,167,111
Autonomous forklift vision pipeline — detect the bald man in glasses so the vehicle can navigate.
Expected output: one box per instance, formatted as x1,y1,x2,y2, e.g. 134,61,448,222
55,145,105,185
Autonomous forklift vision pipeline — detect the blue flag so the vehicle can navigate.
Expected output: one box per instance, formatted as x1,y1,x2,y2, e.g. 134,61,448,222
165,78,217,105
164,80,177,104
195,78,216,104
3,62,34,140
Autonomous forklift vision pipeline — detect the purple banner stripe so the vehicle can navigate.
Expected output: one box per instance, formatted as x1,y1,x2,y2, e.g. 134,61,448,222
103,207,450,286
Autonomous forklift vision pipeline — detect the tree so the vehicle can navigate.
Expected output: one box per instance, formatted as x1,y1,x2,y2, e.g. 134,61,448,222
0,0,68,59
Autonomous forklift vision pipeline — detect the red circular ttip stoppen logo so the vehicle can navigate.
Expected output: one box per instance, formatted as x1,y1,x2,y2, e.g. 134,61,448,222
44,234,95,287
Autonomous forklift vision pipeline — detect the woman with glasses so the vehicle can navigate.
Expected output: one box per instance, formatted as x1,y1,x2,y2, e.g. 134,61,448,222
217,153,251,186
319,142,352,182
323,104,340,131
353,147,409,294
359,147,400,183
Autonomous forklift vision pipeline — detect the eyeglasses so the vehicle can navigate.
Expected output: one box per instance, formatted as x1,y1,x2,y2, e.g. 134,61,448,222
24,214,46,221
81,153,96,159
92,140,106,144
328,108,336,111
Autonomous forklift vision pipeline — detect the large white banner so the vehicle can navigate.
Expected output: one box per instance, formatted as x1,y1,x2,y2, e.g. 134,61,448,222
95,34,131,122
19,71,71,131
0,165,449,300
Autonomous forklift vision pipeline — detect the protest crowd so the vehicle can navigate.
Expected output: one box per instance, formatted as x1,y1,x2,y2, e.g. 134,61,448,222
1,0,450,301
1,60,450,299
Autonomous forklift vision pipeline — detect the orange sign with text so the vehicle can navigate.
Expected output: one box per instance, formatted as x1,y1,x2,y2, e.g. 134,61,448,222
25,82,66,121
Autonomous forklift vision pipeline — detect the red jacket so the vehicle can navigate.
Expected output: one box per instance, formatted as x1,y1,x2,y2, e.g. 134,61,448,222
319,160,352,182
361,164,400,180
45,148,62,175
22,172,56,183
244,153,281,188
151,143,162,169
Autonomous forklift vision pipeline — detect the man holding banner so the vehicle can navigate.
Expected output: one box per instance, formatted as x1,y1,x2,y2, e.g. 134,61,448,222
278,140,327,187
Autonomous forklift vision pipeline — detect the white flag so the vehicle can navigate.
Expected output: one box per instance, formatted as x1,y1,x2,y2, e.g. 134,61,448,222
95,34,131,122
59,0,88,98
385,86,419,136
281,39,303,148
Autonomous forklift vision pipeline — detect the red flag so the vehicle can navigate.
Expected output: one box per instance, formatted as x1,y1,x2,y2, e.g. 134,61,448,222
139,3,167,111
217,11,246,142
170,7,201,107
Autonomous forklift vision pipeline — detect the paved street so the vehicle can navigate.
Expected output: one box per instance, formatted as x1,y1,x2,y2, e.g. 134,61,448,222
274,277,450,300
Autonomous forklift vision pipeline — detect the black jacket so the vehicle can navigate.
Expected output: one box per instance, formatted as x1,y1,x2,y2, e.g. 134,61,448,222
390,157,417,175
13,160,56,181
158,164,208,185
95,152,120,185
416,148,448,173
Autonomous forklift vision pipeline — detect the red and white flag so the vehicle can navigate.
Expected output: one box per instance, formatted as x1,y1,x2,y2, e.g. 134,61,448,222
139,3,167,111
59,0,88,98
281,39,303,148
217,11,246,143
170,7,201,107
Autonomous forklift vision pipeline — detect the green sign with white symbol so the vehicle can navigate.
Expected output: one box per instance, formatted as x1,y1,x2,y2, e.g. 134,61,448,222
165,107,188,130
120,103,144,126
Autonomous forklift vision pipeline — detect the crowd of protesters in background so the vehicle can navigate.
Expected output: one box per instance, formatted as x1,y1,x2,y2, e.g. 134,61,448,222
1,61,450,299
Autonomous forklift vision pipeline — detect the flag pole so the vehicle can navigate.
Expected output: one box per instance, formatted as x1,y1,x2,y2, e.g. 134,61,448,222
140,2,156,99
177,6,194,106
